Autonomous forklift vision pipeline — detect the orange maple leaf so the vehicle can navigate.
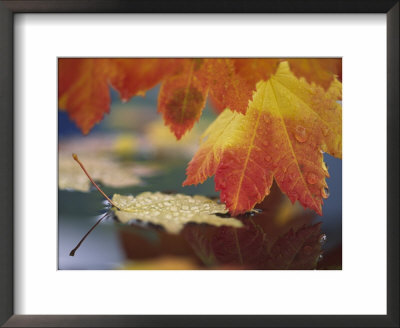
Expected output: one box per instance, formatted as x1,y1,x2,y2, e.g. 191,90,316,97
58,58,115,134
232,58,341,91
287,58,342,90
206,59,255,114
109,58,178,101
183,61,342,215
58,58,176,134
232,58,280,86
158,59,209,139
158,58,260,138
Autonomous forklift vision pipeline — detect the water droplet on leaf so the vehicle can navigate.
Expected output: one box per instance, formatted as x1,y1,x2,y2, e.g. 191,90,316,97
321,187,330,199
322,126,329,136
294,125,307,143
307,172,318,185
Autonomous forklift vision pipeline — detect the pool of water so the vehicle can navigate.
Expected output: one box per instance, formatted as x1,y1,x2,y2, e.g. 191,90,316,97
58,156,342,270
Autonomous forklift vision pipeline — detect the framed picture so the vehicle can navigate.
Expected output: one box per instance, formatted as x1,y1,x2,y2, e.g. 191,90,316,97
0,1,398,327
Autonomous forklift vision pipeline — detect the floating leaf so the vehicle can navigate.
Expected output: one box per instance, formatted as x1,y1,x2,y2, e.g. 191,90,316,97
112,192,243,234
58,154,142,192
184,61,342,215
145,119,202,158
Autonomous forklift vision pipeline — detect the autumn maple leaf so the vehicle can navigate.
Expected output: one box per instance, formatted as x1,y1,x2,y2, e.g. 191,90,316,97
157,58,341,139
206,59,255,114
232,58,341,91
157,59,209,140
287,58,342,90
58,59,114,134
158,58,260,139
58,58,177,134
183,61,342,215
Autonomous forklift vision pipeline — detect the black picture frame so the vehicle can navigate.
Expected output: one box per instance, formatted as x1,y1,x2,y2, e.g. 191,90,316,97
0,1,398,327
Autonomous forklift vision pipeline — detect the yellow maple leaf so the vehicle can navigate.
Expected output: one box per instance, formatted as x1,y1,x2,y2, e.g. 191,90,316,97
58,154,142,192
184,61,342,215
112,192,243,234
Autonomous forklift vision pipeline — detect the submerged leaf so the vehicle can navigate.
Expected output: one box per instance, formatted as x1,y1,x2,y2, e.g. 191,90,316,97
112,192,243,234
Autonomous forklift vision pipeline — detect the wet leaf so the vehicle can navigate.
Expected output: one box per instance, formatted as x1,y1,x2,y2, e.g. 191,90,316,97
158,59,209,139
206,58,254,114
58,154,142,192
184,61,342,215
112,192,243,234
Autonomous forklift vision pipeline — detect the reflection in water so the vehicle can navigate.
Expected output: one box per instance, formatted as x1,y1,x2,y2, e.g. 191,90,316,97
115,184,327,270
59,168,341,270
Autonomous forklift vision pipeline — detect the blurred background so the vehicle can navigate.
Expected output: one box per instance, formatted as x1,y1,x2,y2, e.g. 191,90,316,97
58,85,342,270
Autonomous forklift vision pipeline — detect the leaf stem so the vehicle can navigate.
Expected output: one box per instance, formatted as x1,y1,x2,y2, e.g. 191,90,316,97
69,211,111,256
72,153,120,210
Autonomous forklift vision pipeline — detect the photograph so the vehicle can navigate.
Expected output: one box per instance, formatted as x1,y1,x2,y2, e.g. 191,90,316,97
1,0,397,325
58,58,342,270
